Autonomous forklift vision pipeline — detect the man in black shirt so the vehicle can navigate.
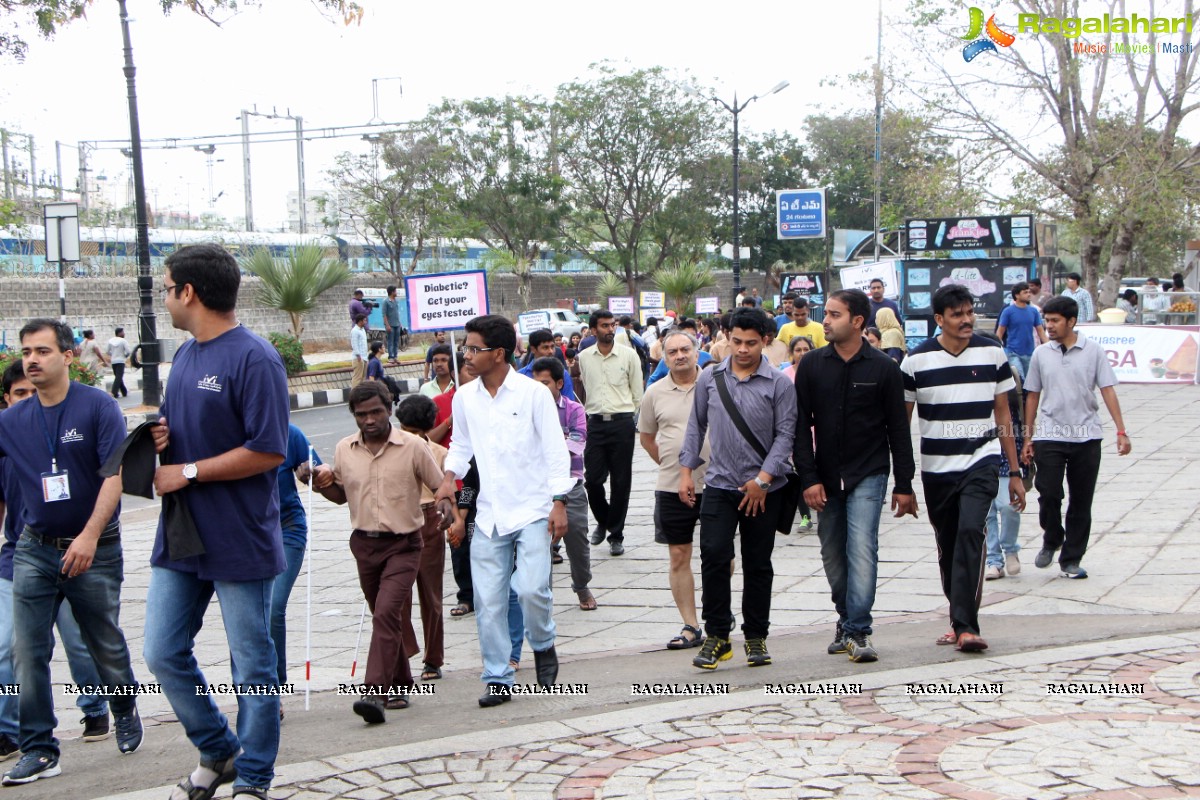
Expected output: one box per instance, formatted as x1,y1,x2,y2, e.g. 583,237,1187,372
794,289,916,664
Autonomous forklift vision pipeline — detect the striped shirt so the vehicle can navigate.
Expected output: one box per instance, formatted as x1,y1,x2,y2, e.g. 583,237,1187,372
900,335,1015,477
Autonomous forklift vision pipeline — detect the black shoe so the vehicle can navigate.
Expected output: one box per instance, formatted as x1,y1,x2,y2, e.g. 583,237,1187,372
589,526,606,546
827,621,848,655
352,697,386,724
0,734,18,762
114,707,143,754
533,646,559,687
609,541,625,556
744,637,772,667
82,712,110,742
479,683,512,707
692,636,733,670
1034,547,1057,568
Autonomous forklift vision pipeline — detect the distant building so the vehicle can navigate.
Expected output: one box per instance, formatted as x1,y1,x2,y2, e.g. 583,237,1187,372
286,190,336,234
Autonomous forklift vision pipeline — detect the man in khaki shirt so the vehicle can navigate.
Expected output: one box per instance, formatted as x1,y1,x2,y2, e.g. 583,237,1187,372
639,330,709,649
577,309,644,555
313,382,446,724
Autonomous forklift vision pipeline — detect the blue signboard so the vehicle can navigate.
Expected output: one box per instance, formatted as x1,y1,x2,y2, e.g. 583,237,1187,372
777,188,827,239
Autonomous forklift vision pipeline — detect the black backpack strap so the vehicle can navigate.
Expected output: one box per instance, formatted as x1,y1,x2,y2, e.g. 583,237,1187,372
712,367,769,460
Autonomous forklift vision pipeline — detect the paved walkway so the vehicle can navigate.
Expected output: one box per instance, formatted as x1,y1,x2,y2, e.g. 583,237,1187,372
34,383,1200,798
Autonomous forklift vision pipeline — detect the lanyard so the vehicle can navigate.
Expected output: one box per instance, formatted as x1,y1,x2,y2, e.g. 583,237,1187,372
36,393,68,473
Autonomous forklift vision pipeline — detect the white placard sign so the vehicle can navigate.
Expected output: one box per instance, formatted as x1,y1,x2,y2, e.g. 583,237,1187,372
839,261,901,299
640,308,666,326
404,270,490,332
608,296,636,315
639,291,665,309
695,296,720,314
517,310,553,336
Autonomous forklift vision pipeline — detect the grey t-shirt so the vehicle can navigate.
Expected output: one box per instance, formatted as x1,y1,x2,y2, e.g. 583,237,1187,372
1024,336,1118,442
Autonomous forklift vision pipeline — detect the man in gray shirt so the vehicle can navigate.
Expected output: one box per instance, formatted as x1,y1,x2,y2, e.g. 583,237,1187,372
382,285,404,363
1022,295,1131,580
679,308,796,671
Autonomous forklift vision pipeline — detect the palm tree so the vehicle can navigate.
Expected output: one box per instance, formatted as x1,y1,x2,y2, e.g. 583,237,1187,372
653,262,717,316
243,244,351,340
482,250,536,310
595,273,630,306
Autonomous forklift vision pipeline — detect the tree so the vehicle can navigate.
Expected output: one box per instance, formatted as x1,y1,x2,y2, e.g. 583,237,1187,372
242,244,350,340
905,0,1200,305
554,65,721,294
1,0,363,59
653,262,718,315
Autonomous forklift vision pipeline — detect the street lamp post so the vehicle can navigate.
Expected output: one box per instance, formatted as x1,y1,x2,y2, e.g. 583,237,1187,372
117,0,161,407
692,81,789,303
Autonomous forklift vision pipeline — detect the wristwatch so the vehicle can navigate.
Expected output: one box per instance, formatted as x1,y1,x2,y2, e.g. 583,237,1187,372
753,478,771,491
182,462,199,485
552,494,568,504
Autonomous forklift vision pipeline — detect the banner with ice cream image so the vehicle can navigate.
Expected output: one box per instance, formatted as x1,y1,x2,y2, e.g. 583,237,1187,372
1077,325,1200,385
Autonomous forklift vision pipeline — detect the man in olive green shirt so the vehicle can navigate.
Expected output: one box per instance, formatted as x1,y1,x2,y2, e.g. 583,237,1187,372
577,309,644,556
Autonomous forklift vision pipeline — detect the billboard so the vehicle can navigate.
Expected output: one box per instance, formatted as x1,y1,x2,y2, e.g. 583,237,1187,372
906,215,1033,251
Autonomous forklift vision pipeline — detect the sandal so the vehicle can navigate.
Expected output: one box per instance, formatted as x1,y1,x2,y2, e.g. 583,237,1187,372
170,752,239,800
936,630,958,646
421,663,442,681
385,695,410,710
450,603,473,617
666,624,704,650
552,550,564,565
577,590,598,611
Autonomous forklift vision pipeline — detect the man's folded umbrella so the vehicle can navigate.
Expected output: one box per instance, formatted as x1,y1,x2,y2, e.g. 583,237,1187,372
99,420,206,560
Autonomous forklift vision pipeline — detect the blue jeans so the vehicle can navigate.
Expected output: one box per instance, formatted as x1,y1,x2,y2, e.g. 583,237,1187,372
985,476,1021,568
13,532,137,757
0,581,107,739
270,541,307,684
508,587,523,664
144,567,279,791
470,521,554,686
816,473,887,637
386,327,401,360
1007,352,1031,383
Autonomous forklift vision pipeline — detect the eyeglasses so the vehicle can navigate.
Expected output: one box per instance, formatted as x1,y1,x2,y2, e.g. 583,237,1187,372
160,283,184,298
462,345,499,356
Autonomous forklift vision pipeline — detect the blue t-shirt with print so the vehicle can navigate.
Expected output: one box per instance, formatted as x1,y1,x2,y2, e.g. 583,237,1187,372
151,325,290,581
278,424,322,549
0,382,124,539
998,303,1042,357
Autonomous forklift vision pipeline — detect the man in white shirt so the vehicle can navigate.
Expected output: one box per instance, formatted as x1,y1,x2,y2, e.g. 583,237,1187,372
350,315,368,388
435,315,573,708
105,327,133,398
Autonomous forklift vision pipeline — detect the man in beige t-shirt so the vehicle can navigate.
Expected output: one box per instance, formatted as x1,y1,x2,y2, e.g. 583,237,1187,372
638,329,709,650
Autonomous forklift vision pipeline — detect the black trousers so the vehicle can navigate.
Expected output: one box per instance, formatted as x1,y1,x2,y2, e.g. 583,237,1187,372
1034,439,1102,567
111,363,128,397
923,463,997,637
583,416,636,542
452,509,477,607
698,487,781,640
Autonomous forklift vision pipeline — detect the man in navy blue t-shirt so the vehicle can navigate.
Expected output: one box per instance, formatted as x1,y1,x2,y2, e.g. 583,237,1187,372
144,244,289,800
0,319,144,785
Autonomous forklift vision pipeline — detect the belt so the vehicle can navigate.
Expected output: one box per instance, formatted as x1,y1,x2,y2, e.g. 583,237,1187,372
352,529,415,539
23,523,121,551
587,412,634,422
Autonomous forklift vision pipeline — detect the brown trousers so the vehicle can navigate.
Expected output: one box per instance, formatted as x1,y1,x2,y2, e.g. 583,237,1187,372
401,505,446,668
349,530,422,690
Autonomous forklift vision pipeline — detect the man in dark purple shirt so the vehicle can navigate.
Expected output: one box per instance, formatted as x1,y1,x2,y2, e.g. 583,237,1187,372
348,290,371,330
679,309,796,672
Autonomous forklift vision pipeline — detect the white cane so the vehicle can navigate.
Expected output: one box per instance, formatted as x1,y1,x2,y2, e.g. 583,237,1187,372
350,599,368,677
304,445,314,711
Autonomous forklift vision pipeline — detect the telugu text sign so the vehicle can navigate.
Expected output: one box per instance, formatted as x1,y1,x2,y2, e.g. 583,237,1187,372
777,188,826,239
404,270,490,332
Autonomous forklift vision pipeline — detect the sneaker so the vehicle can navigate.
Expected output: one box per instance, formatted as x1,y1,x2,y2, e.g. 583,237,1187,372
2,752,60,785
799,515,812,531
1060,564,1088,579
0,734,18,762
744,638,772,667
846,632,879,663
1034,548,1057,568
82,713,110,742
114,707,143,754
985,565,1004,580
827,622,847,655
1005,552,1021,576
692,636,733,670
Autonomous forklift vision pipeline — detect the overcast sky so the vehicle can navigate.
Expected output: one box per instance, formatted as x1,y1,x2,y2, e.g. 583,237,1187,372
3,1,1197,231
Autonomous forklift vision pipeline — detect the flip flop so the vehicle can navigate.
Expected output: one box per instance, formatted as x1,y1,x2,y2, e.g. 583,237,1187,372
577,590,598,611
955,632,989,653
936,631,957,646
450,603,473,617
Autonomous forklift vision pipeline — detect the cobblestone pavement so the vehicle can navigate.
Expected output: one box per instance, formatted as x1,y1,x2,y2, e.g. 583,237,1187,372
55,382,1200,798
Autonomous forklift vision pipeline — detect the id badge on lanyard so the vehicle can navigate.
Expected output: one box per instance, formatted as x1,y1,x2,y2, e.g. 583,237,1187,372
38,397,71,502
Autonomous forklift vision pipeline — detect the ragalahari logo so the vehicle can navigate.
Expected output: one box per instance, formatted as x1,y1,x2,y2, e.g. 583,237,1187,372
961,7,1016,61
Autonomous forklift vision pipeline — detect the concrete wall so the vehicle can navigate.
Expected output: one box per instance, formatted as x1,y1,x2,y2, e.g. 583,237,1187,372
0,271,748,351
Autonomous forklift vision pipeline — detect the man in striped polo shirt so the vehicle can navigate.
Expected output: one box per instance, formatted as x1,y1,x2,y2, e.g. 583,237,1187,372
901,285,1025,653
